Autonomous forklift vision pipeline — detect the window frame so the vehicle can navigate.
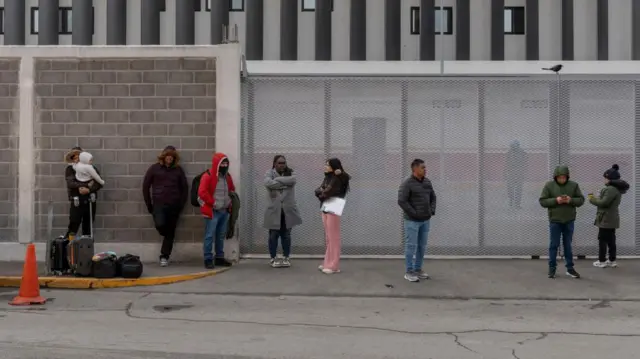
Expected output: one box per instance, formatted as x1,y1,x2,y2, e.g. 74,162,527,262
0,8,4,35
301,0,334,12
410,7,420,35
30,6,95,35
409,6,453,35
205,0,245,12
504,6,525,35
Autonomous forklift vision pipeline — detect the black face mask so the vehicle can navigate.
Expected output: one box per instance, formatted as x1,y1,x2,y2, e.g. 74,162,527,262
219,167,229,176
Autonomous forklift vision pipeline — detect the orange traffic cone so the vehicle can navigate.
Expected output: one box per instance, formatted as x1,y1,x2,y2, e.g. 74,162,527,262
9,243,46,306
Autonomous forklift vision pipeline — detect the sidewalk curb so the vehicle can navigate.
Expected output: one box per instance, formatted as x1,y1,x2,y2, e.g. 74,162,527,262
0,267,230,289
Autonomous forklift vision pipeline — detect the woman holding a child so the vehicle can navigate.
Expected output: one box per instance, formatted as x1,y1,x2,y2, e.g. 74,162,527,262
64,146,103,238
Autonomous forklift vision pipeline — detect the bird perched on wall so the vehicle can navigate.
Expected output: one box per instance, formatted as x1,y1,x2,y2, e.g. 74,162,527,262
542,64,563,73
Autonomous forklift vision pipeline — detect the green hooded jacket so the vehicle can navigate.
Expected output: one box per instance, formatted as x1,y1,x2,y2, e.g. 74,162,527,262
588,179,630,229
539,166,585,223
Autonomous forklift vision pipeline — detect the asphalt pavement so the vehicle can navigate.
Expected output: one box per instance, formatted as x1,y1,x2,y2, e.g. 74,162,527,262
111,258,640,301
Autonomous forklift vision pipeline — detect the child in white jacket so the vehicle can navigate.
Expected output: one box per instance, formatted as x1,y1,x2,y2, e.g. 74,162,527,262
73,152,105,186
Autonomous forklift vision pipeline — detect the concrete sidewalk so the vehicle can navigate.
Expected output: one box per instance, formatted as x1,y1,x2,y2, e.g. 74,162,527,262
0,261,229,289
115,258,640,301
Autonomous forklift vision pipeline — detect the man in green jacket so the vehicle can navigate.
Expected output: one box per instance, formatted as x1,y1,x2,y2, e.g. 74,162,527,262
589,164,630,269
539,166,585,279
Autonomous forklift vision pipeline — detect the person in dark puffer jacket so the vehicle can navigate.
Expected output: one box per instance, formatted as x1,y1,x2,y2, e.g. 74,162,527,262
142,146,189,267
589,164,630,269
398,159,437,283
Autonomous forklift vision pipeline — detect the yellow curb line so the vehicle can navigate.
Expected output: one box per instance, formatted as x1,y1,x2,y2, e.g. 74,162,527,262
0,267,230,289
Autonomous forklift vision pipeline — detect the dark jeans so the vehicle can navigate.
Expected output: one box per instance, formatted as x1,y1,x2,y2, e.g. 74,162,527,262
269,229,291,258
598,228,617,262
153,204,181,260
268,210,291,258
66,196,97,237
549,221,574,269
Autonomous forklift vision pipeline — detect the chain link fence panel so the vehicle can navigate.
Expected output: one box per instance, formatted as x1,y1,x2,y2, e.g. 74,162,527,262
240,75,638,257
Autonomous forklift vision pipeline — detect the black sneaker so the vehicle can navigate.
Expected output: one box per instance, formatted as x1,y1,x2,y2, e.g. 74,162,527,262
204,260,215,269
215,257,233,267
548,267,556,278
566,268,581,279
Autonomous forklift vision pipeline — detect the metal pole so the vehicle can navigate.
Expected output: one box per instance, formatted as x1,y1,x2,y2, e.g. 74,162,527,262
438,0,445,183
557,73,561,165
439,0,444,74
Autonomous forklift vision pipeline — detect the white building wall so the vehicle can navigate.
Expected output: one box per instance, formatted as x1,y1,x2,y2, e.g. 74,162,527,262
574,0,598,60
0,0,634,61
538,0,562,61
469,0,491,60
609,0,632,60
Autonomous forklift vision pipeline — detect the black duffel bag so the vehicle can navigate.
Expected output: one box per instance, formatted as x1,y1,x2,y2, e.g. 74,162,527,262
117,254,143,279
92,256,118,279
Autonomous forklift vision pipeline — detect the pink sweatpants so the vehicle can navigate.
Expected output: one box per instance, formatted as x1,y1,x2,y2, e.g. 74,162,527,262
322,213,341,271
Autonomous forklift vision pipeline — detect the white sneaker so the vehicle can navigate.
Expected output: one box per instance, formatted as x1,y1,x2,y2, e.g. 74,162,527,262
318,264,324,271
270,258,281,268
607,260,618,268
281,257,291,267
404,272,420,282
159,258,169,267
593,261,608,268
322,268,340,274
415,270,430,280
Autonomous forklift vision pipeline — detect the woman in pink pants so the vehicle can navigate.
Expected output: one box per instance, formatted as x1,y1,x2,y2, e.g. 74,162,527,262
315,158,350,274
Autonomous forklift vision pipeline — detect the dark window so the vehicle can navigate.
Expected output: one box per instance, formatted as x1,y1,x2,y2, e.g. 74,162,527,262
59,7,72,35
409,6,453,35
205,0,245,12
410,7,420,35
158,0,166,12
30,7,95,35
504,6,525,34
301,0,334,12
0,8,4,35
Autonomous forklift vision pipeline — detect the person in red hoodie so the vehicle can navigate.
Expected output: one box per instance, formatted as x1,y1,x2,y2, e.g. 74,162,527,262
198,152,235,269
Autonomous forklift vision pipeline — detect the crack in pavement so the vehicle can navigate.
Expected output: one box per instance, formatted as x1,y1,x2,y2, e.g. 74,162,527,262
121,297,640,339
447,333,478,354
517,332,547,345
512,348,521,359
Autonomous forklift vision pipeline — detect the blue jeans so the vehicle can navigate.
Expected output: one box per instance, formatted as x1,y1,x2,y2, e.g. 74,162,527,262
404,219,430,273
203,211,229,261
549,221,574,269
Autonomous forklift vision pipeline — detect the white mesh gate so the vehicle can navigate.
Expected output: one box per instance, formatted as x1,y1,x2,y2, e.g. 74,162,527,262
239,75,639,257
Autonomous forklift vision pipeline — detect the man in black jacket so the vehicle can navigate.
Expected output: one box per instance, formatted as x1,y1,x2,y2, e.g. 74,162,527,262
65,146,102,238
398,159,437,283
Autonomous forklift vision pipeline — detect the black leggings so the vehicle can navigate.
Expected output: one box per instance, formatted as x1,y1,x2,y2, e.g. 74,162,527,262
598,228,617,262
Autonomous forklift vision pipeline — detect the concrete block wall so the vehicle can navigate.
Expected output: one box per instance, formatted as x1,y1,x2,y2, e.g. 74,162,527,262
0,60,19,243
34,57,217,245
0,46,241,263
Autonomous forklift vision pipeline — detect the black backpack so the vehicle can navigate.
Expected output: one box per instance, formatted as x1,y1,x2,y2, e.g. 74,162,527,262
190,170,210,207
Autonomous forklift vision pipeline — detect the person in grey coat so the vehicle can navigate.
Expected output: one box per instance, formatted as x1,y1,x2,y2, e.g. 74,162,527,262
263,155,303,268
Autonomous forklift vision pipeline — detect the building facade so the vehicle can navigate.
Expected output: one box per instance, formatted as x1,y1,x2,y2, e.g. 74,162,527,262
0,0,639,61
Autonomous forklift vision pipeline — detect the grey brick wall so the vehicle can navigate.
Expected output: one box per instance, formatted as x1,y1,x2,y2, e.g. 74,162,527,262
0,60,19,242
34,58,216,244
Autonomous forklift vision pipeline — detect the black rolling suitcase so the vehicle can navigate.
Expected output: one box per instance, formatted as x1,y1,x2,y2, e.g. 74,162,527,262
67,194,96,277
45,201,70,275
